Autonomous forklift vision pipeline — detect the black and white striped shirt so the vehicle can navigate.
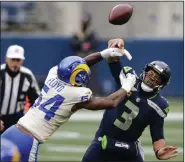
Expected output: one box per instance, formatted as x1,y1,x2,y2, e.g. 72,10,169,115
0,64,40,115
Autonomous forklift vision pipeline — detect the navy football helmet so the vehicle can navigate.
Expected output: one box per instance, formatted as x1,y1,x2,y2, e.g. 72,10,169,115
57,56,91,87
141,61,171,92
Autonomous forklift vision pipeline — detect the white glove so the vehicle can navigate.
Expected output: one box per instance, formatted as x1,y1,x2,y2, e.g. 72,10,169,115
119,73,136,93
100,48,124,59
122,49,132,60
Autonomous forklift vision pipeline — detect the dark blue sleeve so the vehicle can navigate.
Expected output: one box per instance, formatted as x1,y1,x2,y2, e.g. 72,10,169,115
150,114,165,143
108,62,123,86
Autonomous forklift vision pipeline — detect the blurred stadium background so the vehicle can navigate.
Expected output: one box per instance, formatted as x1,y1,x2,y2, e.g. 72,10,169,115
1,1,184,161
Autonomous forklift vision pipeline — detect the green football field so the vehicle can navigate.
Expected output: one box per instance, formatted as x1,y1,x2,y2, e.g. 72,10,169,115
38,97,183,162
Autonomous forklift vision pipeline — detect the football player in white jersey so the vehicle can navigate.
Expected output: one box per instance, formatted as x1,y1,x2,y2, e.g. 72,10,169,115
1,42,136,162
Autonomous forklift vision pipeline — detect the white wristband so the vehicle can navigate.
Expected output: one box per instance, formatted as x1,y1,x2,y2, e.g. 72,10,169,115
121,85,132,93
100,48,110,59
100,48,123,59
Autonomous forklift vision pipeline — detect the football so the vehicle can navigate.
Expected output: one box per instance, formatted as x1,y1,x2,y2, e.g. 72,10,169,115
109,4,133,25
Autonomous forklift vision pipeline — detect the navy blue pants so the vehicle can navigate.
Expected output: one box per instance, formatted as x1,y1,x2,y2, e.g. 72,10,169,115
1,125,40,162
82,138,144,162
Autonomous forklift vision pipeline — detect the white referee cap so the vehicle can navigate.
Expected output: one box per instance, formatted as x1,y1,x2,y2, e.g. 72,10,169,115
6,45,25,60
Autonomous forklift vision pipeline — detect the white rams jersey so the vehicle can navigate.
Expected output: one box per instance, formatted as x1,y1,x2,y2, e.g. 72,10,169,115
18,66,92,142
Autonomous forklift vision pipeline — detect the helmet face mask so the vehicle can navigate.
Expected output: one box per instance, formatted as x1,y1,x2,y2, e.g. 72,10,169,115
74,70,91,87
143,70,162,89
141,61,171,92
57,56,91,87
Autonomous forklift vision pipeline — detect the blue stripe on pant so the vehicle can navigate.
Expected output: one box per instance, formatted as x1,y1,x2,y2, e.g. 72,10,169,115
1,125,40,162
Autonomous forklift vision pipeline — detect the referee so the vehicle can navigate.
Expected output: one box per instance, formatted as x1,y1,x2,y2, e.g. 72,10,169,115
0,45,40,132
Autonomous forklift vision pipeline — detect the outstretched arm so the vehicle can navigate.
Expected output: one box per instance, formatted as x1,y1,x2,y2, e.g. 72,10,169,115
84,46,124,67
150,112,178,160
84,38,126,67
84,52,103,67
107,38,125,85
153,140,178,160
72,88,127,111
71,73,136,112
107,57,122,86
106,38,134,86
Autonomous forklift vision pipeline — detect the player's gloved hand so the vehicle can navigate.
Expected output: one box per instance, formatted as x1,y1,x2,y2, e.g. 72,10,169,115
100,48,124,59
108,38,124,49
119,73,136,93
107,39,132,60
156,146,178,160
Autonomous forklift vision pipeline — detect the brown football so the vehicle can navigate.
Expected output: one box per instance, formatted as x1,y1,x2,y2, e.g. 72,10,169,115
109,4,133,25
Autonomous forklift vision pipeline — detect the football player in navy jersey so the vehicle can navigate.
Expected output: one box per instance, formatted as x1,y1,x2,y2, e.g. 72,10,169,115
82,39,178,162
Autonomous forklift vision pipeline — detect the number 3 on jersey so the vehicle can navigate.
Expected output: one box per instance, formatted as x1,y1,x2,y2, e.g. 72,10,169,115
33,85,65,121
114,100,139,130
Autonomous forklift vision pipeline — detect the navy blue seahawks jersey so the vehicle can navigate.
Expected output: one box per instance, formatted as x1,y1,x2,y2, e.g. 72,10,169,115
96,62,170,143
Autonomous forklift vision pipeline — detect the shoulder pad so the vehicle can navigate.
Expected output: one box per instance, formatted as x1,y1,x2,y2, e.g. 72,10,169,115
123,66,133,73
148,96,170,118
160,96,170,115
49,66,58,75
45,66,58,81
123,66,132,73
80,88,92,102
121,66,138,78
77,87,92,102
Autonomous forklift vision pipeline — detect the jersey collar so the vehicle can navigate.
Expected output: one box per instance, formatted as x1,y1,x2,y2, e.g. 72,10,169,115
137,81,158,99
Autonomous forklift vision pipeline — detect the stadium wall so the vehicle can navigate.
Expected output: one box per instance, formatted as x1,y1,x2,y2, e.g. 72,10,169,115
1,35,183,96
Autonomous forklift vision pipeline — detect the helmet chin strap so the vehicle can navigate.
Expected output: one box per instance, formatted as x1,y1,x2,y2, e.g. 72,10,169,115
141,82,153,92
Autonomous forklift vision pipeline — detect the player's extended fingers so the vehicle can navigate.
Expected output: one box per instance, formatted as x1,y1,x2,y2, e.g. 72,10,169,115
118,40,124,48
111,41,119,48
168,153,178,159
108,39,124,49
164,146,177,151
169,146,178,150
170,149,178,154
108,39,114,47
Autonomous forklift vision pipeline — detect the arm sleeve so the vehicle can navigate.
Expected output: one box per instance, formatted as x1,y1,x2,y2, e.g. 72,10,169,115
149,96,170,143
108,61,123,86
150,114,165,143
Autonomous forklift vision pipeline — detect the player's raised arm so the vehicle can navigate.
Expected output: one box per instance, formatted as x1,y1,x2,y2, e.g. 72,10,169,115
84,47,124,67
71,73,136,111
107,57,122,86
106,38,126,85
83,52,103,67
108,38,124,49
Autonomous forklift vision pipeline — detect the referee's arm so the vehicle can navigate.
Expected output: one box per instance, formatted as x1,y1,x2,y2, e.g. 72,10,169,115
27,72,40,106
